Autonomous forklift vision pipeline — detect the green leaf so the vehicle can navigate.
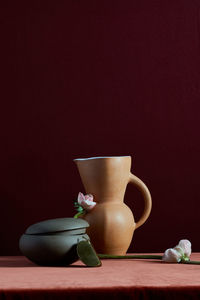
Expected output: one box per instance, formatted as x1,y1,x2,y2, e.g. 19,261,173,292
77,207,84,212
74,201,84,213
77,240,102,267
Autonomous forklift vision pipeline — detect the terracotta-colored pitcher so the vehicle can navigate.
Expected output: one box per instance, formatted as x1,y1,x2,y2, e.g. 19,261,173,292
74,156,152,255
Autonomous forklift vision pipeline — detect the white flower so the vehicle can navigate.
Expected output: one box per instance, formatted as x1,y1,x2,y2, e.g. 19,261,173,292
177,239,191,257
162,239,191,263
77,192,96,211
162,248,182,263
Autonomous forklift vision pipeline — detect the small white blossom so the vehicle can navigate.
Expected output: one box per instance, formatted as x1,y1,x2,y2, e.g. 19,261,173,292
162,248,182,262
177,239,191,257
162,239,191,263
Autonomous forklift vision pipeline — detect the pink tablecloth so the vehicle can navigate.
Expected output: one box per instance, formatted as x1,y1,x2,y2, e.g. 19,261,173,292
1,254,200,299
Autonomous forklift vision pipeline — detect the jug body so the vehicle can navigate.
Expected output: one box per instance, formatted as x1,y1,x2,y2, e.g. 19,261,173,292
83,202,135,255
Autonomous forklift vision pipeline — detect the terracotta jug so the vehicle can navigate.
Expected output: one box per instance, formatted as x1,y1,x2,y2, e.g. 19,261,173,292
74,156,152,255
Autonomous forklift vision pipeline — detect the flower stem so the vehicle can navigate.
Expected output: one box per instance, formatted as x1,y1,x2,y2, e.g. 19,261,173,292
74,211,85,219
180,260,200,265
98,254,200,265
98,254,163,260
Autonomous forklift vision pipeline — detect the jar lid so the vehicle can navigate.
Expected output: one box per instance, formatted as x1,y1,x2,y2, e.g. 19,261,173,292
25,218,89,235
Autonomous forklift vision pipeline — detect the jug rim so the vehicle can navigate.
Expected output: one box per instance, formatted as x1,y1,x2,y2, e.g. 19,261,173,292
73,156,130,161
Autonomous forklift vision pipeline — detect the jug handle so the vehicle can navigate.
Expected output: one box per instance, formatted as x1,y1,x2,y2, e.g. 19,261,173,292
129,173,152,229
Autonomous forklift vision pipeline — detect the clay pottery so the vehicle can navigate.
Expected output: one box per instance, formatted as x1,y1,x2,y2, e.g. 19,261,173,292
19,218,89,266
74,156,152,255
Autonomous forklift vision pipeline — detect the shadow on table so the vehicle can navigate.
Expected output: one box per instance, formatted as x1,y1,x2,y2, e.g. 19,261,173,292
0,257,88,268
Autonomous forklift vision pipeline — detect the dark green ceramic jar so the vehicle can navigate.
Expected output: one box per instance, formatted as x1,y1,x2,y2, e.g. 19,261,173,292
19,218,90,266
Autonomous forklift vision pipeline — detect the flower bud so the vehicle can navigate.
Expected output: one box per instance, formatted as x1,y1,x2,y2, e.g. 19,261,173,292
162,248,182,263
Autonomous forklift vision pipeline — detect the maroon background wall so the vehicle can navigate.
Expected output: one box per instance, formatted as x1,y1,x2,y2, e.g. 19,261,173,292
1,0,200,255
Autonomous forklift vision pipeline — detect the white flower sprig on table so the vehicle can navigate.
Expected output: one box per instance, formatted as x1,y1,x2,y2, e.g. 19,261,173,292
74,192,96,218
98,239,200,265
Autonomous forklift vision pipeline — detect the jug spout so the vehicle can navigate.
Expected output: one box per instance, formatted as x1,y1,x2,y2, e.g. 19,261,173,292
74,156,130,161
